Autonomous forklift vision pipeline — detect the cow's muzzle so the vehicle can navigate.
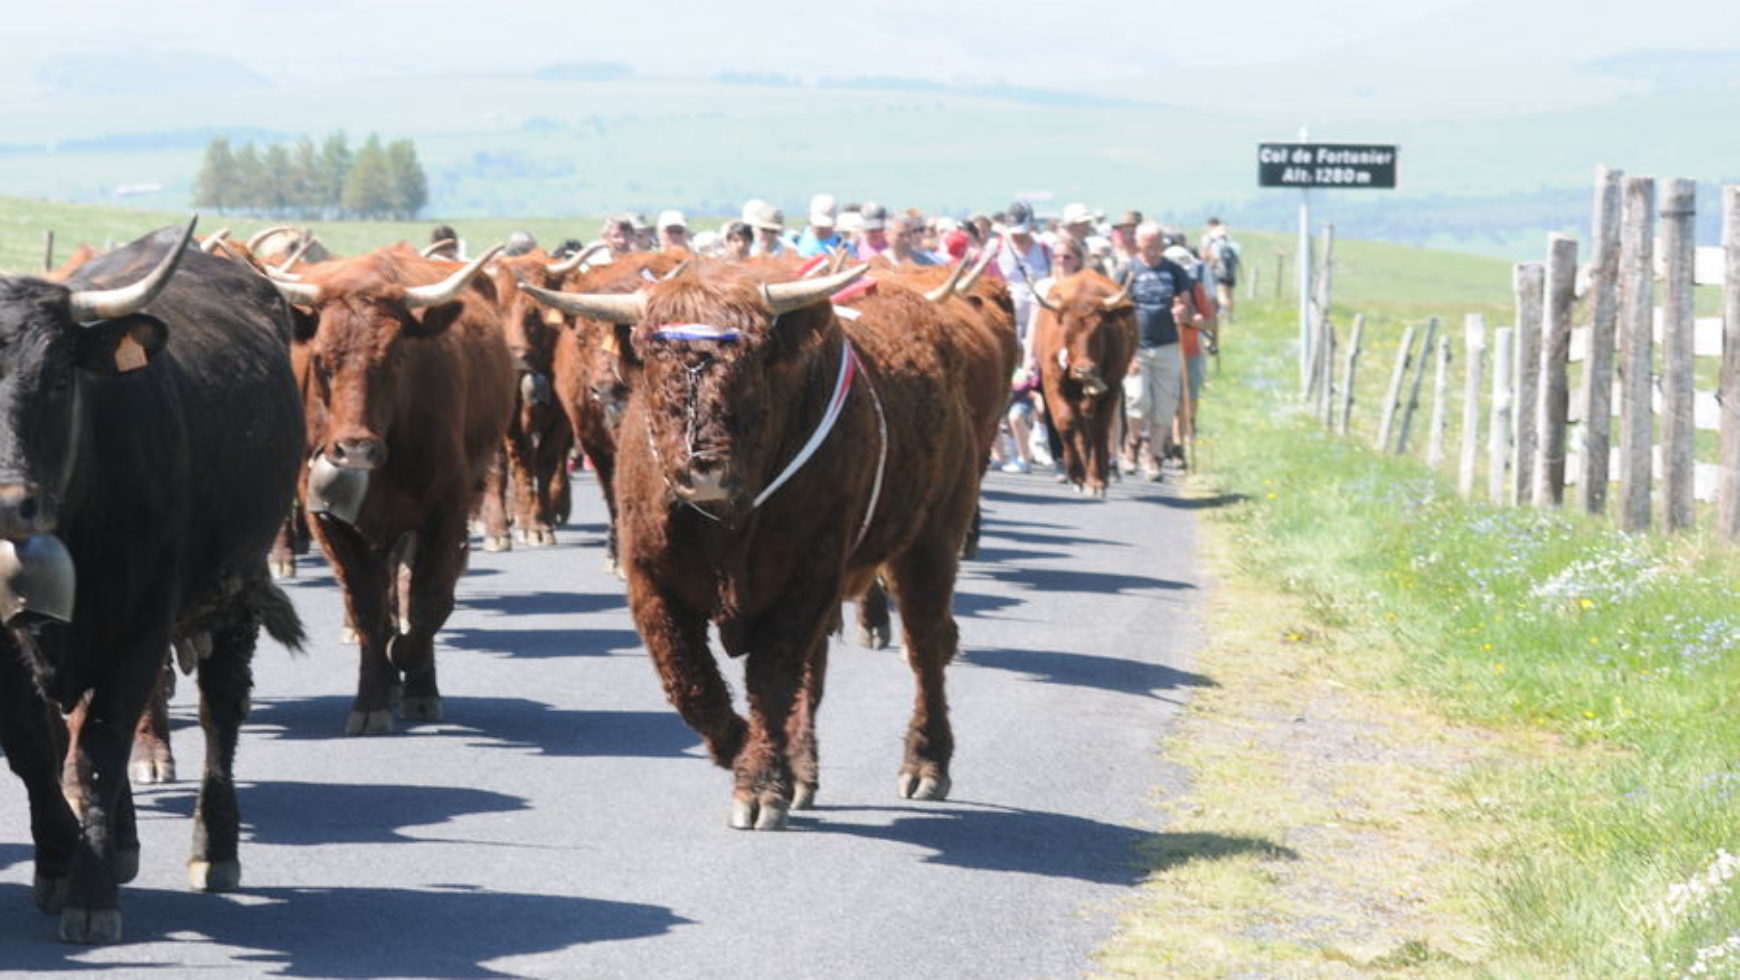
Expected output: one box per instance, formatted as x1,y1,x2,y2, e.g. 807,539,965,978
327,436,386,470
673,455,735,506
0,533,75,625
520,371,551,407
0,483,55,540
1073,367,1108,397
308,453,370,524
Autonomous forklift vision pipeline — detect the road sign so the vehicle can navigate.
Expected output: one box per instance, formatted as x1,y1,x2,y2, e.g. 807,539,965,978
1258,143,1398,189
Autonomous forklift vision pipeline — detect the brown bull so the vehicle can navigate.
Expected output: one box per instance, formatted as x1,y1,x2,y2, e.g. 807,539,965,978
268,245,515,734
474,245,605,551
548,252,685,572
1032,271,1137,497
524,262,990,829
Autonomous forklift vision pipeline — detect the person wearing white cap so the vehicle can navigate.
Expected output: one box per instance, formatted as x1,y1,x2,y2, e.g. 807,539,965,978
851,202,892,264
993,200,1054,363
1060,202,1104,274
747,202,789,257
795,193,842,257
657,209,690,253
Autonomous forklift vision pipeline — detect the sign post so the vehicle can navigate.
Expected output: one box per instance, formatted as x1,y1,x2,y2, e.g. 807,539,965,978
1258,138,1400,392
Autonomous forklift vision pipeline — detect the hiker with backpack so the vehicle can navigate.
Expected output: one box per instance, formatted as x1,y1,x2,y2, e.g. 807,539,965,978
1201,217,1241,321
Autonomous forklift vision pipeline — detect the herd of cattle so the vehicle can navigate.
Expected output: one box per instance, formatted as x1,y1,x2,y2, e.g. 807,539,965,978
0,217,1142,944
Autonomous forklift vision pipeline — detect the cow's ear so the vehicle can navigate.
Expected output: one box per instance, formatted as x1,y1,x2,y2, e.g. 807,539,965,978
76,314,168,375
404,302,463,338
289,305,318,343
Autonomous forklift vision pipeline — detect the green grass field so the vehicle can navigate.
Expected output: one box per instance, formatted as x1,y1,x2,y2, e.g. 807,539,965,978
1103,234,1740,975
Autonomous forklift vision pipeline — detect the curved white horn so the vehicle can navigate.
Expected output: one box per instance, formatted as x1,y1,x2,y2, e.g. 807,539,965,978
1100,282,1132,309
68,215,199,322
923,259,968,303
546,241,610,275
404,244,503,310
954,245,1000,295
245,225,294,251
420,238,457,258
274,235,319,273
519,284,647,324
269,277,323,306
761,265,869,316
660,259,691,281
200,228,233,253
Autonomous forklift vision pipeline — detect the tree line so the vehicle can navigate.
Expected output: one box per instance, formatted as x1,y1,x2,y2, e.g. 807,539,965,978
192,132,428,220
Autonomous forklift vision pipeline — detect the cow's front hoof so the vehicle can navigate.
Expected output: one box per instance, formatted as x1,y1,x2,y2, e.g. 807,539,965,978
33,873,69,913
269,557,295,579
897,769,952,801
792,783,818,810
129,746,175,785
857,624,891,650
531,528,557,547
400,695,443,722
483,534,512,553
59,907,122,944
338,625,359,645
729,796,790,831
344,709,393,736
1087,484,1108,499
188,859,241,892
113,847,140,884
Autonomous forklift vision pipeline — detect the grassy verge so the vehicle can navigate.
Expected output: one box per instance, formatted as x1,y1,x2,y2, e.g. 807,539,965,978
1100,247,1740,977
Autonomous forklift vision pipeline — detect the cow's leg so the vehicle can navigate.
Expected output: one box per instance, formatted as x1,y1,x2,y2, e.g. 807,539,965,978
314,515,394,735
626,578,745,772
785,631,830,811
550,446,573,528
480,445,512,552
856,576,892,650
506,428,543,546
886,532,963,803
734,578,839,831
393,513,467,723
1066,419,1093,490
59,632,165,943
187,611,257,892
528,421,572,546
128,659,175,785
959,502,983,561
0,647,79,914
588,442,622,576
1083,410,1109,497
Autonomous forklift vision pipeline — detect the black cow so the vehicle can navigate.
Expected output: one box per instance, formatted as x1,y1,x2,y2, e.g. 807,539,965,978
0,220,306,943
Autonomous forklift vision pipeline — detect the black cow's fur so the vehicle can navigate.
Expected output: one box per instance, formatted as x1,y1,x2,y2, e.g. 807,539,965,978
0,228,305,943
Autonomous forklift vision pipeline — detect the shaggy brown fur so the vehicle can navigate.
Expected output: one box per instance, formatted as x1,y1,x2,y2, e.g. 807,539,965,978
287,245,515,734
1032,271,1137,496
614,261,986,828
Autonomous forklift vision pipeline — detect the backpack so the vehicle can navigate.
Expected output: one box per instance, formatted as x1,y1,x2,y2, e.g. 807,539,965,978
1212,238,1241,283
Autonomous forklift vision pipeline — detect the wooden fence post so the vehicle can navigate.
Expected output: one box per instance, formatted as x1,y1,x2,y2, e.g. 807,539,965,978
1248,260,1259,302
1490,326,1515,504
1534,234,1578,506
1376,323,1418,452
1397,317,1440,455
1274,252,1286,303
1617,176,1656,533
1427,323,1453,469
1660,177,1697,531
1459,314,1487,495
1582,164,1624,516
1338,314,1364,436
42,231,54,273
1318,321,1338,427
1720,185,1740,542
1511,263,1544,506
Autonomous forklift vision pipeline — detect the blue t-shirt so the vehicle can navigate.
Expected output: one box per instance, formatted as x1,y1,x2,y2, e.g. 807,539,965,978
1124,257,1193,348
795,227,842,257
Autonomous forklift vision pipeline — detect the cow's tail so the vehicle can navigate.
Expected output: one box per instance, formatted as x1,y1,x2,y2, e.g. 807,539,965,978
254,578,306,654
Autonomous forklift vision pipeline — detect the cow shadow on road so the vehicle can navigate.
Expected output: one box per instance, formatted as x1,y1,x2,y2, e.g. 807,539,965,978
0,841,30,875
0,881,686,977
459,590,626,618
976,564,1194,596
963,646,1214,697
442,626,642,660
814,804,1291,885
242,697,699,760
134,780,528,848
1135,492,1249,510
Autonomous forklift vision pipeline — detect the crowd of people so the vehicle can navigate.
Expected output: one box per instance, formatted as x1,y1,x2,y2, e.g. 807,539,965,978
442,195,1244,485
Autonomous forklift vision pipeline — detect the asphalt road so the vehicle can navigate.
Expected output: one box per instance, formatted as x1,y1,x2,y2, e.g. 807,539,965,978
0,466,1209,979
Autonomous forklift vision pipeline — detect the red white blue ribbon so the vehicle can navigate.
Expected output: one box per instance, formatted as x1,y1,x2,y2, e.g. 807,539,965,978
650,323,742,343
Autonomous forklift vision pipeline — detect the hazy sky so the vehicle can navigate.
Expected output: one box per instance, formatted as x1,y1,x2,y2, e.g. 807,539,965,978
7,0,1735,88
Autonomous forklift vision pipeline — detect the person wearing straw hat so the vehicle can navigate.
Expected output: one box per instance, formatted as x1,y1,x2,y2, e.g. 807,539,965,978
747,201,789,257
656,210,691,253
795,193,842,257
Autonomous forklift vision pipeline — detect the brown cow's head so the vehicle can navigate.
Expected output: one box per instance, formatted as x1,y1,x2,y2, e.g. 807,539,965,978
1039,272,1132,401
522,262,866,513
271,245,500,472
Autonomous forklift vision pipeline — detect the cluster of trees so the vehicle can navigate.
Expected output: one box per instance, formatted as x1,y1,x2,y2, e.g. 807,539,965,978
192,132,428,220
